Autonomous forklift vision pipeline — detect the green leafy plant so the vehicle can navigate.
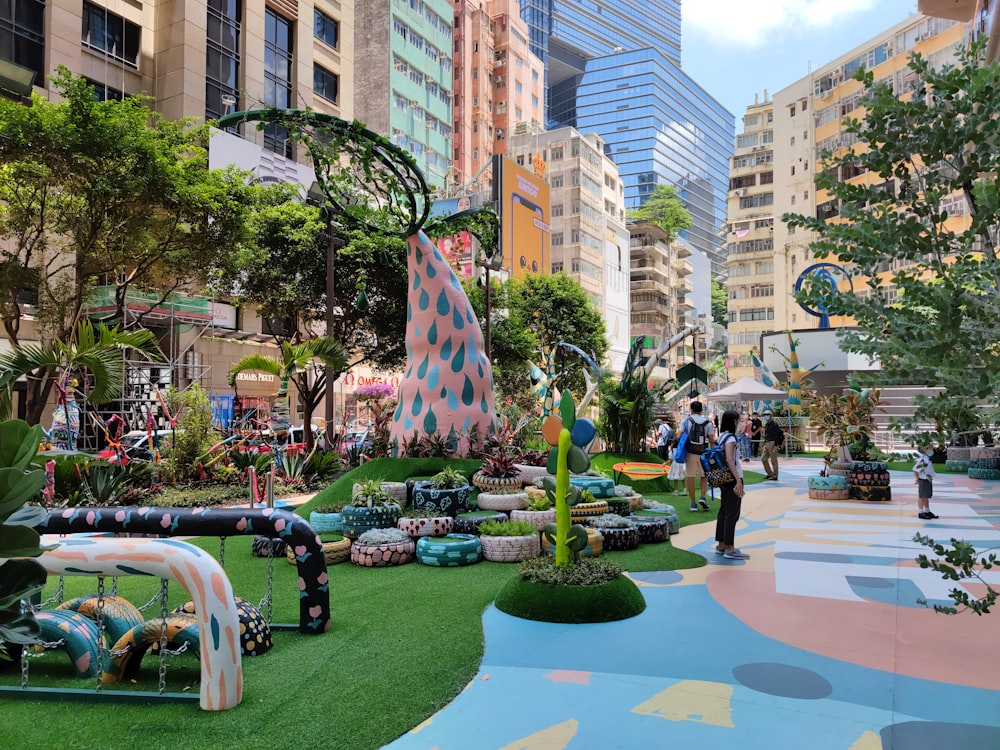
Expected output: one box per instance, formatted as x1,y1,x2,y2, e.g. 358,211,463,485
275,447,312,482
80,461,155,505
580,489,597,504
526,495,553,512
478,519,539,537
304,450,343,480
350,478,394,508
914,533,997,615
229,449,274,475
427,466,467,489
401,507,446,518
312,501,347,514
0,419,49,656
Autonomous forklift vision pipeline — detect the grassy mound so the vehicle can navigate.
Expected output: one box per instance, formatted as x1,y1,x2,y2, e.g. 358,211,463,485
495,572,646,623
298,457,482,516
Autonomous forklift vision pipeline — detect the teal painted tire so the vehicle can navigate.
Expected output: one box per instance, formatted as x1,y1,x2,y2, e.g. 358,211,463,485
945,460,971,473
969,467,1000,481
56,594,144,646
34,610,105,677
415,534,482,566
632,505,677,516
341,504,402,539
309,510,343,533
808,475,848,490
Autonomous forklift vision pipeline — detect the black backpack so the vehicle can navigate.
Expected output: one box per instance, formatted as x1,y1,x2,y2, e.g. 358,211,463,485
686,417,708,455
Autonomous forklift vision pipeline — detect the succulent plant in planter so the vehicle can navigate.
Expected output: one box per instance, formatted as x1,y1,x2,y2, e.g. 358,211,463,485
411,466,472,516
478,519,540,562
511,493,556,531
342,478,402,539
350,527,415,567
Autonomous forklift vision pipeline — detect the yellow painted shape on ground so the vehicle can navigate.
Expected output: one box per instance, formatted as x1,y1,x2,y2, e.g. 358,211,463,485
498,719,579,750
848,729,882,749
631,680,734,727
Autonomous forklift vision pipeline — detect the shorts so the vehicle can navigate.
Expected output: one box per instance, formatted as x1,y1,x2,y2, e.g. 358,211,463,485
918,478,933,500
685,452,705,477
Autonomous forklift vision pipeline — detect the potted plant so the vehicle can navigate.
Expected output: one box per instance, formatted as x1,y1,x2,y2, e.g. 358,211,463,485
514,448,551,486
569,488,609,524
397,507,455,538
341,478,402,538
478,519,541,562
308,501,346,534
415,533,482,567
350,527,415,567
411,466,472,516
510,494,557,531
452,510,509,535
587,514,639,551
472,449,523,494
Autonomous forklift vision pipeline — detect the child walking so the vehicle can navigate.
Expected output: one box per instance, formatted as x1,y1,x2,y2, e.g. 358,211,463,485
913,447,939,519
667,445,686,495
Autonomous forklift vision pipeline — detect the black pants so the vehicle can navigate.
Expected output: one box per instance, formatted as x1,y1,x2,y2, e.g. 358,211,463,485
715,482,742,547
751,438,760,457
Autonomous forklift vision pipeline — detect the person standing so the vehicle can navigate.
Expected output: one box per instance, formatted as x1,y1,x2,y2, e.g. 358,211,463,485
655,420,674,461
680,401,715,512
913,446,939,519
750,412,762,457
737,413,752,463
714,409,749,559
761,410,783,480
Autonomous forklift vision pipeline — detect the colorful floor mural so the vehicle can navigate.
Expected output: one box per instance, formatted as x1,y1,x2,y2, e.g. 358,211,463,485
384,458,1000,749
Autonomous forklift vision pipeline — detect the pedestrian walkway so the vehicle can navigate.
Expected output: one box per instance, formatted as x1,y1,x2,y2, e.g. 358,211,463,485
385,458,1000,749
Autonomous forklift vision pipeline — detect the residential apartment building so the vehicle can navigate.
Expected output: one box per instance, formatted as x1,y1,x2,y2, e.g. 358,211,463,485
726,13,964,380
506,125,631,371
355,0,453,188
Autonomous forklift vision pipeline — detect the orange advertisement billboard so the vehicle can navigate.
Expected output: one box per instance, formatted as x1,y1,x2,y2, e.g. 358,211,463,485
495,155,550,277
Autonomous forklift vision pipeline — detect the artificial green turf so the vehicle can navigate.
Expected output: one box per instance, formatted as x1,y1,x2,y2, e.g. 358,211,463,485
885,460,964,474
495,573,647,623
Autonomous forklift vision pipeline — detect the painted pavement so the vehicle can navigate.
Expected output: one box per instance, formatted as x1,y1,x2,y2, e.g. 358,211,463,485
384,458,1000,749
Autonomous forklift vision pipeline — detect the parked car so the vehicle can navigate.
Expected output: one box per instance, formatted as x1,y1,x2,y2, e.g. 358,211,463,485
339,427,372,458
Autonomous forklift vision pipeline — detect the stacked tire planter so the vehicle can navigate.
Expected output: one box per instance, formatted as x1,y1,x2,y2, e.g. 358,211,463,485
341,504,402,539
592,524,639,551
633,506,680,535
968,446,1000,481
350,537,416,567
807,475,850,500
945,446,972,474
396,516,455,538
630,516,670,544
476,491,529,512
453,510,508,534
568,475,616,498
471,472,522,494
509,508,557,531
286,533,351,565
847,461,892,502
569,500,609,524
480,532,541,562
415,534,482,567
541,527,603,557
606,499,632,516
410,482,473,516
826,461,853,478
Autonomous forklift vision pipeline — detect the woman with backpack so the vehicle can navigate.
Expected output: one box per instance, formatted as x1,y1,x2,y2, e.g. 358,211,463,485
713,409,749,560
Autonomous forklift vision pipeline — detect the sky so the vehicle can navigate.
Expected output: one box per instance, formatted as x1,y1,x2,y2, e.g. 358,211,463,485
682,0,921,117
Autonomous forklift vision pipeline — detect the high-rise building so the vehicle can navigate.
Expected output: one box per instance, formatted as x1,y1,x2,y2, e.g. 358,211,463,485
355,0,454,188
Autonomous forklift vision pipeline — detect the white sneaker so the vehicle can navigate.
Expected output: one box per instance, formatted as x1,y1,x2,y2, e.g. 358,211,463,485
724,549,750,560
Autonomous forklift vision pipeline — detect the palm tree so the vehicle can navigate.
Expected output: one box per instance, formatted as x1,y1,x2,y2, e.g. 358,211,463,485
228,337,348,452
0,320,161,424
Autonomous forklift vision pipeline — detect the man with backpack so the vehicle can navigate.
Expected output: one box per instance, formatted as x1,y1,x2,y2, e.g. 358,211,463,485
761,409,784,480
680,401,715,511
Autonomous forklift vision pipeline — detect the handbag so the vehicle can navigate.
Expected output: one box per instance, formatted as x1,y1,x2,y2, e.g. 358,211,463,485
673,433,688,463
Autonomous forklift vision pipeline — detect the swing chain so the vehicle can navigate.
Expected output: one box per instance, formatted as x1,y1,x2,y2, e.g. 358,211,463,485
259,545,274,623
157,578,169,695
218,536,226,567
38,575,65,609
94,576,107,693
19,600,31,689
109,577,118,597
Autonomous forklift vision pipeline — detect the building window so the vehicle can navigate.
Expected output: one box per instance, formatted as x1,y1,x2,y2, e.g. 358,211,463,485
1,0,45,86
552,203,563,217
314,9,338,48
86,77,123,101
263,8,293,157
314,64,338,103
82,1,140,66
205,0,241,121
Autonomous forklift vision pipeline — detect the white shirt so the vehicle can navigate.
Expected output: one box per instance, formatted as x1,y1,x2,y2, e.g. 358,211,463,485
914,454,936,480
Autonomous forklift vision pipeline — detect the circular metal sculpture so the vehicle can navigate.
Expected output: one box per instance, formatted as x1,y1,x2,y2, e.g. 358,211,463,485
794,263,853,329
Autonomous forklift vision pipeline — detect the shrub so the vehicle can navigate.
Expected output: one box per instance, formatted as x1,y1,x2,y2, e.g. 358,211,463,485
357,528,410,545
427,466,467,489
351,478,394,507
526,495,553,512
517,556,622,585
479,519,538,537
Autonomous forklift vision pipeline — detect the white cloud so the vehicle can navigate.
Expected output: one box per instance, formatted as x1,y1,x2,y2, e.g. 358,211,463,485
684,0,894,48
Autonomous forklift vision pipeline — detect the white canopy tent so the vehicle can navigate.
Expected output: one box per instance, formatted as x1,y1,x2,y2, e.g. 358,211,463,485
706,375,789,403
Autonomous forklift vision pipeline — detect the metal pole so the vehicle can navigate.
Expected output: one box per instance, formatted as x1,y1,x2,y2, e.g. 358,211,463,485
324,211,336,449
484,265,492,361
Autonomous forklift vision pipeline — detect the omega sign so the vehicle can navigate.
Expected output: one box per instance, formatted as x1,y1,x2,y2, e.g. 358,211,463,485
343,373,400,388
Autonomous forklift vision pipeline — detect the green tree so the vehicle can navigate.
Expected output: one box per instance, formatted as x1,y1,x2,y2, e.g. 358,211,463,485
509,273,609,397
228,337,348,452
711,278,728,328
0,69,253,418
628,184,693,242
783,41,1000,437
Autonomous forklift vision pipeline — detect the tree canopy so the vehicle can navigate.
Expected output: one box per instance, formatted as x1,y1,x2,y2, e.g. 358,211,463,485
628,184,693,243
711,278,728,328
783,41,1000,437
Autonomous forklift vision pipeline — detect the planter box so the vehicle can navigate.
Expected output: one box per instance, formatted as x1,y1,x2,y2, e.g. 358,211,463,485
510,508,557,531
480,533,540,562
341,504,402,539
568,475,615,498
411,482,472,516
350,538,416,567
476,491,529,512
397,516,455,538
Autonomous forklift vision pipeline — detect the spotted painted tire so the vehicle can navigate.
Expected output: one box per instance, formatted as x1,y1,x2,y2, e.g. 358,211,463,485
808,475,848,490
251,535,288,558
415,534,482,567
569,501,609,524
541,527,603,557
453,511,508,535
808,488,850,500
968,467,1000,481
175,597,273,656
350,538,416,567
849,484,892,502
945,460,971,473
397,516,455,538
606,499,632,516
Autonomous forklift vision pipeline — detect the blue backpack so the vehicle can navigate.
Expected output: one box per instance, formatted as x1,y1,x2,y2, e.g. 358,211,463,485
700,434,737,487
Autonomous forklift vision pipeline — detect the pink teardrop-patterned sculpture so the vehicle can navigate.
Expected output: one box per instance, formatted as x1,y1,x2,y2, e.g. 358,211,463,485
390,231,496,455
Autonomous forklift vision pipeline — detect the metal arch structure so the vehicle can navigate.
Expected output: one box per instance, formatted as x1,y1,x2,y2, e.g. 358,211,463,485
794,262,853,329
